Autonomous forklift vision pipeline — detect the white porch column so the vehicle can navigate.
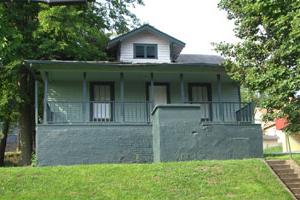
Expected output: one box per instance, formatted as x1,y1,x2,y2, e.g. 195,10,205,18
180,73,185,103
43,72,48,124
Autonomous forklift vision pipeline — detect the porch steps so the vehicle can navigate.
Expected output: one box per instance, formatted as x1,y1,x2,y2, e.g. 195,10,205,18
267,160,300,199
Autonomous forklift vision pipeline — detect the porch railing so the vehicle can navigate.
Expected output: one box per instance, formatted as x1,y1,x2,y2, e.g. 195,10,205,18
46,101,152,124
185,101,254,123
44,101,254,124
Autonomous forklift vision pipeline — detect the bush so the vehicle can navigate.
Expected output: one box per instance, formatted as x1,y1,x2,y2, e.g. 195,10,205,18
4,152,20,167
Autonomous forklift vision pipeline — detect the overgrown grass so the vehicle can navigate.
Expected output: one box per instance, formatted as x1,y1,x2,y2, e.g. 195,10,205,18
0,159,293,200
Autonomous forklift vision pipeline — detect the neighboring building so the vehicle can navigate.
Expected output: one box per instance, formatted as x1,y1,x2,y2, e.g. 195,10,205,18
27,24,263,166
255,108,300,152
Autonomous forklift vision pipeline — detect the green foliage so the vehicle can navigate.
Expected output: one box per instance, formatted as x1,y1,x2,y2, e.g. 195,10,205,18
0,160,293,199
216,0,300,133
0,0,143,164
34,5,108,60
30,153,37,167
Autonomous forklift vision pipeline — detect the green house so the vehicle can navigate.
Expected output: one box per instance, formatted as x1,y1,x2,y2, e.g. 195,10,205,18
28,25,263,166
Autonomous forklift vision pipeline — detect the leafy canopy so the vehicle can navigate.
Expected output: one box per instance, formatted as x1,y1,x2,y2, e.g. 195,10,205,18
0,0,144,116
216,0,300,133
0,0,143,162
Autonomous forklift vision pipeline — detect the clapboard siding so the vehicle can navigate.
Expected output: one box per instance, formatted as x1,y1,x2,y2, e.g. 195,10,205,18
120,32,171,63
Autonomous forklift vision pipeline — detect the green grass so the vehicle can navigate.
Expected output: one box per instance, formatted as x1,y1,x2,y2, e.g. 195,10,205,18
0,159,293,200
265,153,300,165
263,146,283,154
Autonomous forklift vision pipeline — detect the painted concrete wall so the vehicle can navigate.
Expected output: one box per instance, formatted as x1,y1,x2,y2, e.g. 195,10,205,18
120,31,171,63
36,105,262,165
36,124,153,166
152,105,263,162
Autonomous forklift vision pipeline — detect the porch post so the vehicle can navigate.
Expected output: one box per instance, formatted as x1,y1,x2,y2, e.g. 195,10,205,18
180,73,185,103
35,79,38,125
82,72,88,122
43,72,48,124
150,72,154,109
217,74,224,121
120,72,125,122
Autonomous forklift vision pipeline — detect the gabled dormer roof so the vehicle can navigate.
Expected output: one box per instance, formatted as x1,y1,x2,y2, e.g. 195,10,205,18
107,24,186,61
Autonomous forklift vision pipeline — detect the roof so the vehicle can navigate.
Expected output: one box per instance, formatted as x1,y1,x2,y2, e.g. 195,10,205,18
25,60,224,71
175,54,224,65
263,135,278,141
108,24,185,48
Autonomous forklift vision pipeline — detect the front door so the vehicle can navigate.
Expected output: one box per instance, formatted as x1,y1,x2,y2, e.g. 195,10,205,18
188,83,212,120
147,83,170,106
90,82,114,121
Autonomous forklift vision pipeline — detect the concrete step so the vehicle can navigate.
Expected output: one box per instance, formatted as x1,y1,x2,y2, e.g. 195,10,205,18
271,164,291,170
275,168,295,174
267,160,287,165
288,183,300,189
267,159,300,199
278,173,298,179
281,178,300,184
291,188,300,195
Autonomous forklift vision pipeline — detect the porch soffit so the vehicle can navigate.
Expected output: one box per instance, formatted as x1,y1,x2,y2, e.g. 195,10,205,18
25,60,225,73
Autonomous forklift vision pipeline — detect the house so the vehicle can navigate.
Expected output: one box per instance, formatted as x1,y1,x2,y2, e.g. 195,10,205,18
27,24,263,166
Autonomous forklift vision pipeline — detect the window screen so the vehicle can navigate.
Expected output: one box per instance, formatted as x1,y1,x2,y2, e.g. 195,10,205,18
134,44,157,59
135,45,145,58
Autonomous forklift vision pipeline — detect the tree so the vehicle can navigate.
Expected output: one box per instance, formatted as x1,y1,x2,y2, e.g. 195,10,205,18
216,0,300,133
0,0,143,165
0,67,20,166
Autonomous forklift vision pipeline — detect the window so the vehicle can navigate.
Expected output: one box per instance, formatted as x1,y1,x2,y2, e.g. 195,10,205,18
134,44,157,59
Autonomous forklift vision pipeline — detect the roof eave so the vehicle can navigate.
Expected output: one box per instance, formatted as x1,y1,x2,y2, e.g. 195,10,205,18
107,24,185,49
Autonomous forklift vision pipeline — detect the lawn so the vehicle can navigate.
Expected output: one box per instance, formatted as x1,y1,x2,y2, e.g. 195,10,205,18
265,153,300,165
0,159,293,200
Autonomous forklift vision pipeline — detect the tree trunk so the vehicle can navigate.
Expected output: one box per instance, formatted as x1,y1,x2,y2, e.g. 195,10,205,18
19,68,35,166
0,120,10,167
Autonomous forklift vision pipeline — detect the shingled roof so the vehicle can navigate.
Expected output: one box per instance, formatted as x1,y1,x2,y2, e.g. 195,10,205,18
175,54,224,65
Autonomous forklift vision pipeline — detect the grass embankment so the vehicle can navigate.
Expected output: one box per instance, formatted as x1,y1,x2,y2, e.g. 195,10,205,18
0,159,293,200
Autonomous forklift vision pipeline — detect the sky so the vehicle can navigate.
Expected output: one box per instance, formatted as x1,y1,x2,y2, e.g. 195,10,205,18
130,0,238,55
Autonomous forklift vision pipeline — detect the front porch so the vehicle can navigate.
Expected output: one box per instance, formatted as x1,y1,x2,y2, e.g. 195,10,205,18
34,66,253,125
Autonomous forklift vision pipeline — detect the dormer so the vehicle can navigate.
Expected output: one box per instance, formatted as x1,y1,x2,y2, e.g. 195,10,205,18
107,24,185,64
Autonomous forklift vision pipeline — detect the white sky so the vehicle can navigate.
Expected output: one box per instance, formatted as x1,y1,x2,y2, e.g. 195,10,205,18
130,0,238,55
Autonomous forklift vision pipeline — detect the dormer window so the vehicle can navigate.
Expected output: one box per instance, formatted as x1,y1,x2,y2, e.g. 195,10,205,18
134,44,157,59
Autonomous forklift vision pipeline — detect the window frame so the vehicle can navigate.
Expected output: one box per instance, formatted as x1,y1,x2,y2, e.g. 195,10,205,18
133,43,158,59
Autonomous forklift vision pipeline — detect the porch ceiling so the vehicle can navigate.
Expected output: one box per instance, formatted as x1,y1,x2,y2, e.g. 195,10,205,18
26,60,224,72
